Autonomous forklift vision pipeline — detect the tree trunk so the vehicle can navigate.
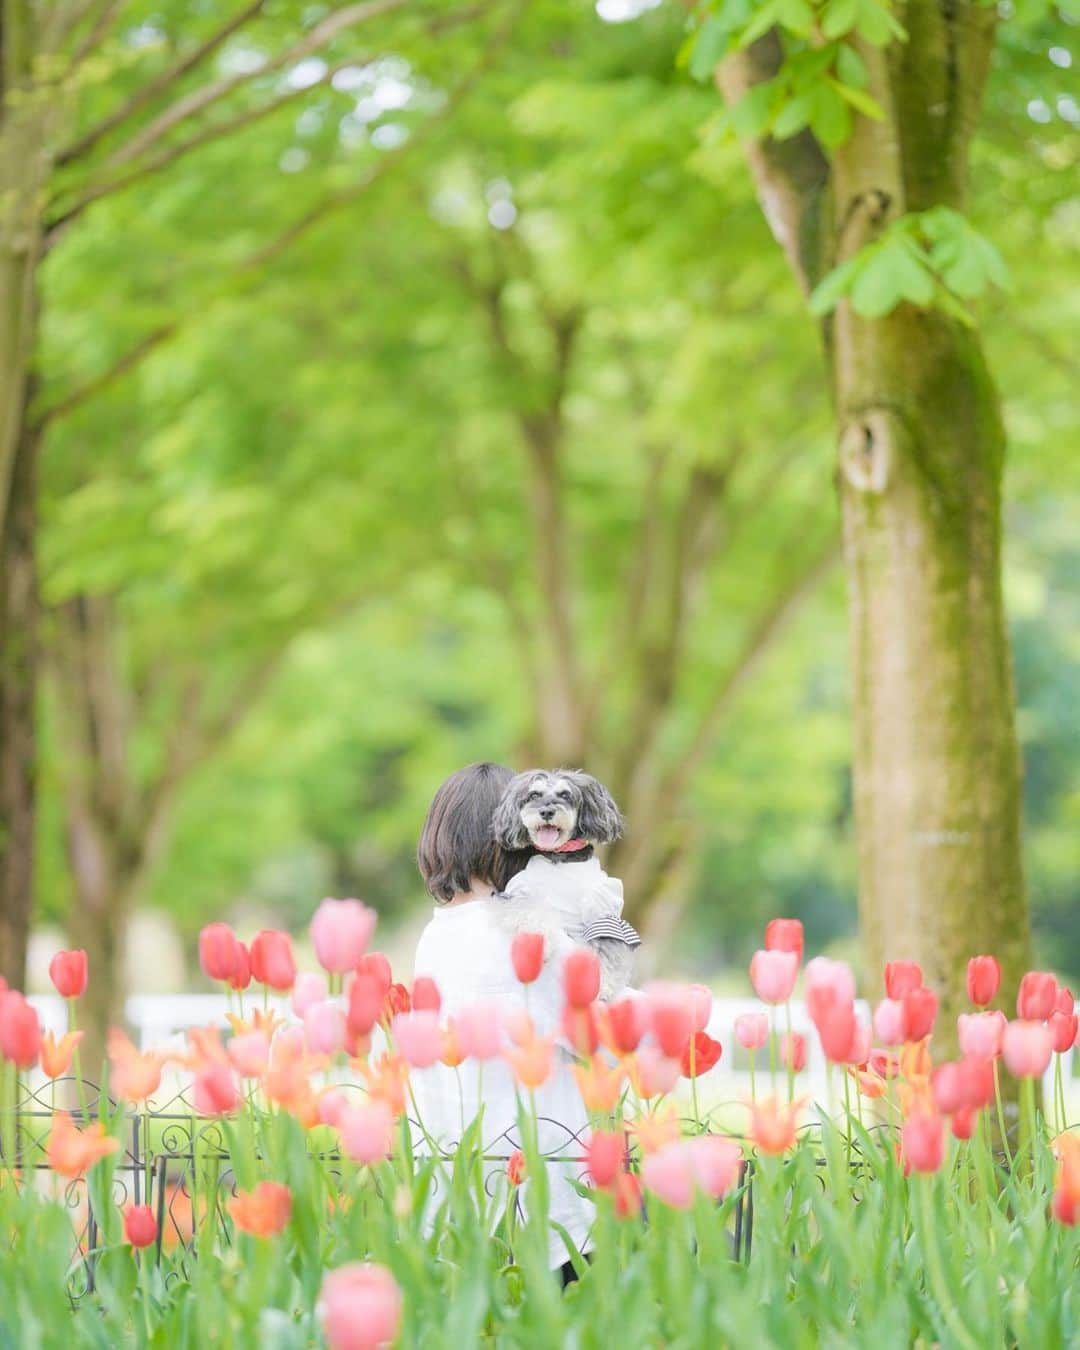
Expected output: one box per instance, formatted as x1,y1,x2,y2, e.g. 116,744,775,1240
833,305,1031,1041
0,405,38,988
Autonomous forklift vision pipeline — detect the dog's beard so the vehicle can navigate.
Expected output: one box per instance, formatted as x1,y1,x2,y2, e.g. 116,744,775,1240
520,803,577,851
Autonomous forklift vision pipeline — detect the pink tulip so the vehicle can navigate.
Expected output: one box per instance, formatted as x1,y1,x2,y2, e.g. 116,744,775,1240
781,1031,806,1072
318,1089,349,1128
198,925,241,985
318,1262,402,1350
227,1030,270,1078
641,1143,695,1210
455,1003,502,1061
873,998,907,1047
816,997,857,1064
687,1135,742,1199
735,1013,769,1052
804,957,856,1007
193,1062,240,1116
249,929,296,991
1002,1020,1054,1078
338,1101,395,1165
586,1131,625,1188
0,990,42,1069
644,983,694,1057
749,950,799,1004
957,1010,1006,1060
966,955,1001,1007
849,1020,871,1066
411,976,441,1013
310,899,377,975
292,972,329,1018
903,986,938,1042
633,1045,680,1098
304,1002,346,1057
391,1011,443,1069
902,1113,945,1173
686,985,713,1033
49,949,89,999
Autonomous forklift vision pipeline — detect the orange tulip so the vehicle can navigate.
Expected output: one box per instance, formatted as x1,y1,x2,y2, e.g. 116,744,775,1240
228,1181,292,1237
848,1065,887,1099
628,1104,681,1155
47,1112,120,1178
748,1097,806,1155
440,1020,465,1068
225,1008,283,1041
505,1034,556,1089
108,1029,164,1103
40,1029,83,1080
572,1056,626,1113
360,1052,409,1116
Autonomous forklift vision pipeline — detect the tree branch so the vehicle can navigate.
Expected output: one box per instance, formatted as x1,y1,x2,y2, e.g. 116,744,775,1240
58,0,270,165
62,0,127,76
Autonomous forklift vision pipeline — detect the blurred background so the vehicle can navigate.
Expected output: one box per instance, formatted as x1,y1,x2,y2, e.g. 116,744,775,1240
5,0,1077,1009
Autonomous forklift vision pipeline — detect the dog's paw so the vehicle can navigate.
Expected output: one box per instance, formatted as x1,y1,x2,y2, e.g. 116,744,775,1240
591,937,635,1002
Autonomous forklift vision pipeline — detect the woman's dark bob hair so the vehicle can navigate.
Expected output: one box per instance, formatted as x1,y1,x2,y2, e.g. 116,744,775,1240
417,762,527,902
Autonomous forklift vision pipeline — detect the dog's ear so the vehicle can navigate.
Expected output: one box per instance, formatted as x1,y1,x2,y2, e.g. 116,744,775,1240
492,775,533,849
573,773,624,844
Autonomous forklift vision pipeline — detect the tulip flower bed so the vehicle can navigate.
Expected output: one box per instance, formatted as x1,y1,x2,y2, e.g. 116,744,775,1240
1,907,1078,1349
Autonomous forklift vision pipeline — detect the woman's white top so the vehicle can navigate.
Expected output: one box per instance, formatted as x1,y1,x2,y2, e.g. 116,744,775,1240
411,898,593,1269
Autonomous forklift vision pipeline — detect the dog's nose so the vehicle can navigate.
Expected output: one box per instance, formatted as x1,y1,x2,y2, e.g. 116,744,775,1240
539,807,556,821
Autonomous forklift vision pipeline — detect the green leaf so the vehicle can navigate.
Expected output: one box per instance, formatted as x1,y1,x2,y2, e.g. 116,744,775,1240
822,0,860,37
809,83,853,148
728,80,776,137
738,0,783,48
808,254,863,316
850,244,905,316
688,16,730,83
830,77,885,120
777,0,815,35
835,42,869,87
854,0,907,46
772,93,814,138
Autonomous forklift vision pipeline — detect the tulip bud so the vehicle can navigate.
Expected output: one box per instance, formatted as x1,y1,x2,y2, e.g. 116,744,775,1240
48,949,88,1000
318,1263,402,1350
411,976,441,1013
1016,971,1058,1022
198,925,241,984
1002,1019,1054,1078
735,1013,769,1052
511,932,545,985
902,986,938,1042
873,998,907,1047
124,1204,158,1249
902,1113,945,1174
586,1130,625,1188
749,949,799,1005
249,929,296,992
563,949,601,1008
310,898,377,974
764,918,804,959
884,961,923,1001
966,955,1001,1008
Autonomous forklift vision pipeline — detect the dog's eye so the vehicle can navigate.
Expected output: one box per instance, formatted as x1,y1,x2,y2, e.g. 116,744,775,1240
557,791,571,802
527,790,542,802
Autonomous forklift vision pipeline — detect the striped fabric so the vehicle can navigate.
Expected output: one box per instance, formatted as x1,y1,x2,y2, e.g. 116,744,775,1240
581,915,641,948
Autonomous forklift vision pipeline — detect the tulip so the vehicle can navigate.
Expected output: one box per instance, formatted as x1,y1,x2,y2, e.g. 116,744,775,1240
1002,1020,1054,1078
411,976,441,1013
227,1029,270,1079
193,1062,240,1115
873,998,907,1047
601,997,645,1055
816,997,857,1064
311,898,377,974
749,949,799,1005
381,983,410,1026
339,1101,395,1164
347,973,384,1037
572,1056,626,1112
687,1134,742,1200
292,972,329,1018
780,1031,806,1073
1051,1136,1080,1227
198,925,241,984
1016,971,1058,1022
229,1181,292,1237
0,990,42,1069
629,1103,682,1154
884,961,923,1000
318,1262,402,1350
631,1045,680,1099
764,918,804,959
1050,1011,1079,1054
932,1061,970,1116
438,1018,463,1068
39,1029,83,1080
228,942,252,992
356,952,392,998
679,1031,723,1079
124,1204,158,1249
901,1113,945,1173
902,986,938,1042
748,1097,804,1155
614,1171,643,1219
586,1130,625,1188
504,1007,535,1047
511,932,545,984
507,1149,527,1186
249,929,296,991
686,984,713,1033
951,1106,978,1141
49,949,88,999
804,957,856,1009
390,1011,443,1069
505,1032,555,1089
966,955,1001,1007
641,1142,695,1210
563,949,601,1008
644,983,694,1058
454,1002,502,1061
1054,985,1075,1016
108,1029,164,1102
47,1112,120,1178
957,1010,1006,1060
734,1013,769,1052
305,1002,347,1058
318,1089,349,1128
562,1004,599,1057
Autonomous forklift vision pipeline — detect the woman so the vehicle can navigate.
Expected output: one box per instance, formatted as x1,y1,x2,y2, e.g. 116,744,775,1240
410,761,593,1274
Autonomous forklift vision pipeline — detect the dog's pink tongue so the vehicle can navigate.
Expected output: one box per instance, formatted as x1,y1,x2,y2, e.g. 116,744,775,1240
535,826,561,850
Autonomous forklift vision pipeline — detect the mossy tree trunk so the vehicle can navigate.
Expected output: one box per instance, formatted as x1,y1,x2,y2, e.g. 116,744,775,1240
719,1,1032,1041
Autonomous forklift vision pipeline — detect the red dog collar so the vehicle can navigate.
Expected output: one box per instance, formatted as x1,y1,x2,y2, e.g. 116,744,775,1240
553,837,590,853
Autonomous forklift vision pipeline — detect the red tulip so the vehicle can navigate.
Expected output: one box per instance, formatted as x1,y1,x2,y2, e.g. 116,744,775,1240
347,973,384,1038
1002,1020,1054,1078
966,955,1001,1008
644,983,694,1058
319,1262,402,1350
49,949,88,999
228,942,251,991
749,950,799,1004
411,976,441,1013
586,1130,625,1188
902,1113,945,1173
902,986,938,1042
735,1013,769,1052
198,925,241,984
0,989,42,1068
1016,971,1057,1022
602,998,645,1055
1054,985,1075,1017
1050,1011,1079,1054
562,1004,599,1057
356,952,392,998
951,1106,978,1141
884,961,923,1001
817,997,857,1064
957,1010,1006,1060
679,1031,723,1078
511,932,545,985
780,1031,806,1073
563,949,601,1008
381,983,410,1026
249,929,296,991
507,1149,527,1186
764,918,804,959
124,1204,158,1249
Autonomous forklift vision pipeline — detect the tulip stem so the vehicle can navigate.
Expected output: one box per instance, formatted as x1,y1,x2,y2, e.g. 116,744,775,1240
768,1009,778,1096
916,1175,979,1350
68,997,90,1125
689,1037,701,1132
992,1061,1012,1172
749,1052,756,1104
842,1070,853,1174
784,1002,794,1103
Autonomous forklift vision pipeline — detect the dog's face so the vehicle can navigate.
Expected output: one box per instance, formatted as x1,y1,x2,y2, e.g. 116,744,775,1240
492,770,623,853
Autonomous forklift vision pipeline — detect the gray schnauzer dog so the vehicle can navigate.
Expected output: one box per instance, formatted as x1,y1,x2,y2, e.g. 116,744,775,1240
492,769,640,1001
